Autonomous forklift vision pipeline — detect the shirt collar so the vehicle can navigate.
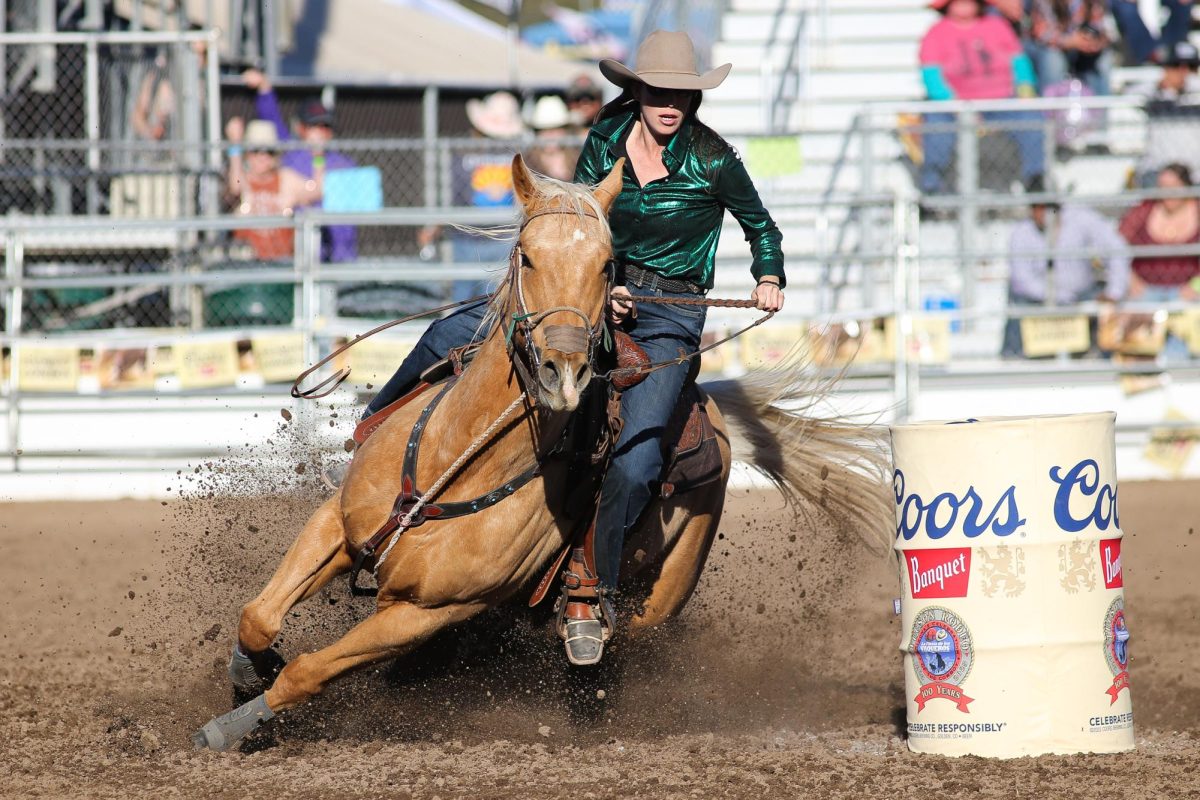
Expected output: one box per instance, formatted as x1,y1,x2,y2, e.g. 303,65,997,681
606,110,693,175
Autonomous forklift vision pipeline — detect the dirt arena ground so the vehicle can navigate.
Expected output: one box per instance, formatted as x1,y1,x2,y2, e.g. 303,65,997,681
1,476,1198,799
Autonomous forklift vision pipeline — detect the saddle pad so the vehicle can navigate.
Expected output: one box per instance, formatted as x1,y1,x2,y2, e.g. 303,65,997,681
659,383,722,497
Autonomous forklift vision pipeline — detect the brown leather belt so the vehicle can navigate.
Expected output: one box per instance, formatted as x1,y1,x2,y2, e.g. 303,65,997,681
623,263,705,296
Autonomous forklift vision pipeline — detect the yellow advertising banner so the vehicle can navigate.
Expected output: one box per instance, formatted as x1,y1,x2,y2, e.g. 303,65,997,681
1144,408,1200,477
1182,310,1200,355
1019,315,1091,358
739,324,806,371
336,339,414,388
174,340,240,389
251,334,306,384
811,319,890,366
17,345,80,392
97,348,155,390
698,329,728,374
884,317,952,364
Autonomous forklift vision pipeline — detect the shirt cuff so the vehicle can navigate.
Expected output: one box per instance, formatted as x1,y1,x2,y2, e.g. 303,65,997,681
752,262,787,290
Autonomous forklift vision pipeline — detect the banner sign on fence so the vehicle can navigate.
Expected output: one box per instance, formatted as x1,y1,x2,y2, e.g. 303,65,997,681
1020,315,1091,358
251,334,306,384
739,325,806,371
17,346,80,392
174,340,240,389
97,348,154,391
336,339,414,388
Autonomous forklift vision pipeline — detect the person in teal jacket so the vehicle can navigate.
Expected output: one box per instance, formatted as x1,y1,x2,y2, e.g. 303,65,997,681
363,30,784,664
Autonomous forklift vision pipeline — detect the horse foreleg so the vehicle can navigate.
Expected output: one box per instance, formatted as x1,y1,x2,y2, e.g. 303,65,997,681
233,496,350,683
194,600,485,751
627,487,726,633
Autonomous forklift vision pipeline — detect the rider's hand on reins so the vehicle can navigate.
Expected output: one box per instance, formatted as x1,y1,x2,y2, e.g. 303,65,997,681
609,286,636,324
752,279,784,312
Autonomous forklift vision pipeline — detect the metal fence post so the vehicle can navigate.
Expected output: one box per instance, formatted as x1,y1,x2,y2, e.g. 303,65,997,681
6,229,24,471
891,194,916,422
84,38,101,215
422,86,439,209
956,108,979,326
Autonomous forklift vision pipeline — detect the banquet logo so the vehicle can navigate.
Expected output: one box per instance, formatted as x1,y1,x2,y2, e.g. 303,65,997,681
1100,539,1123,589
909,607,974,713
905,548,972,599
893,470,1026,542
1103,597,1131,704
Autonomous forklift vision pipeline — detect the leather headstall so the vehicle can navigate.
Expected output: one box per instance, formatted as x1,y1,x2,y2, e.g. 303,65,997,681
502,206,614,400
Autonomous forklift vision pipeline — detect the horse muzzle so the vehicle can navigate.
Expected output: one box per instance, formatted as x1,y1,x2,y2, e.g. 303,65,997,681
534,324,593,412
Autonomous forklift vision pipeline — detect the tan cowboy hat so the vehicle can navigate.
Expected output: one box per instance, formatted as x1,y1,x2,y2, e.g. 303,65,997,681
530,95,571,130
466,91,526,139
599,30,731,91
244,119,280,151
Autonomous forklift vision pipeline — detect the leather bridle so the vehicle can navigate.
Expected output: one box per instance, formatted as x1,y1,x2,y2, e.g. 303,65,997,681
501,206,615,401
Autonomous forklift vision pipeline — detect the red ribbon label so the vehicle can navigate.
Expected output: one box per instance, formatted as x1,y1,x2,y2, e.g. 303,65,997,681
1106,671,1130,705
914,681,975,713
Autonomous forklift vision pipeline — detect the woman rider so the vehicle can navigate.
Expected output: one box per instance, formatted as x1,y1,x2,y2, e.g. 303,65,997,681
363,30,785,663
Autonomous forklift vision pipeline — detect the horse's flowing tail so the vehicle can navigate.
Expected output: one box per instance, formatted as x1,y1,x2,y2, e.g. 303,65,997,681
703,364,894,556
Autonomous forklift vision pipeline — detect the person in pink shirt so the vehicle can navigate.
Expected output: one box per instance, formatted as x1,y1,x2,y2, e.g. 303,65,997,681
918,0,1046,194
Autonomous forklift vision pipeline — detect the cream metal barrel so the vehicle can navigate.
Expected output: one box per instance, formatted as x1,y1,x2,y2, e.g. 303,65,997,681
891,412,1133,757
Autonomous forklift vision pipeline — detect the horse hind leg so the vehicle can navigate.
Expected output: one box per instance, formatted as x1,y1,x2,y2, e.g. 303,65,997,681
196,599,485,751
626,485,727,633
230,495,352,693
626,397,731,633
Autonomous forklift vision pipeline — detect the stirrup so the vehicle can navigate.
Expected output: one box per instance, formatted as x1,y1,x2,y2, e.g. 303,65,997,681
555,589,616,666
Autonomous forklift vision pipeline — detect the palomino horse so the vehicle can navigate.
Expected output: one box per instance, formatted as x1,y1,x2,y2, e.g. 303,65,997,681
193,155,891,751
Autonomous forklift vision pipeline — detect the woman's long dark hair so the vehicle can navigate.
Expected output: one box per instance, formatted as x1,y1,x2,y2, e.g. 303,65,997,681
594,85,729,166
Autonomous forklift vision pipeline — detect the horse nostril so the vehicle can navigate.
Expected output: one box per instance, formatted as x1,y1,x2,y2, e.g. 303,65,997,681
575,363,591,386
538,361,561,391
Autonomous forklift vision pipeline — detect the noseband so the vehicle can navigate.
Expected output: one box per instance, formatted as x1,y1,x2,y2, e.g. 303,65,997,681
503,206,614,399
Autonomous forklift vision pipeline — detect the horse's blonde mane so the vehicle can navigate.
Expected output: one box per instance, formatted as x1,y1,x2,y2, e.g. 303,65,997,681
458,167,612,337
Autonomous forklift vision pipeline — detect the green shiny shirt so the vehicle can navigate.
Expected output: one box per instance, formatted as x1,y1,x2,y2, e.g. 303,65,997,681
572,110,786,290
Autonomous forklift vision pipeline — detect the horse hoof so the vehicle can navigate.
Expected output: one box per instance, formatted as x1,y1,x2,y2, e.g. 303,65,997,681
192,693,275,752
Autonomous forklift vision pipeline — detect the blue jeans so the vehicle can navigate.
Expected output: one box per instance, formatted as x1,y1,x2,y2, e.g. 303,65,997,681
921,109,1046,194
362,283,707,590
1031,43,1113,97
593,285,706,588
1111,0,1193,64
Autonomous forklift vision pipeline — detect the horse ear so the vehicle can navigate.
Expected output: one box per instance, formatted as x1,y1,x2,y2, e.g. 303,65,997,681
511,153,537,210
593,157,624,216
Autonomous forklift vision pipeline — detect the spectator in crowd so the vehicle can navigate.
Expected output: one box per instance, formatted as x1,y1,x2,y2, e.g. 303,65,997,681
1003,177,1131,355
918,0,1046,194
418,91,526,301
224,118,324,262
132,51,176,145
241,69,357,263
1111,0,1195,65
566,73,604,133
1128,41,1200,187
1028,0,1113,97
1119,162,1200,302
526,94,577,181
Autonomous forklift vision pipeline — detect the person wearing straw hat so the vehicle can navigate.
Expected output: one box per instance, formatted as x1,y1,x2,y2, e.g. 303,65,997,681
417,91,528,301
224,118,324,261
362,31,784,664
527,94,577,181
